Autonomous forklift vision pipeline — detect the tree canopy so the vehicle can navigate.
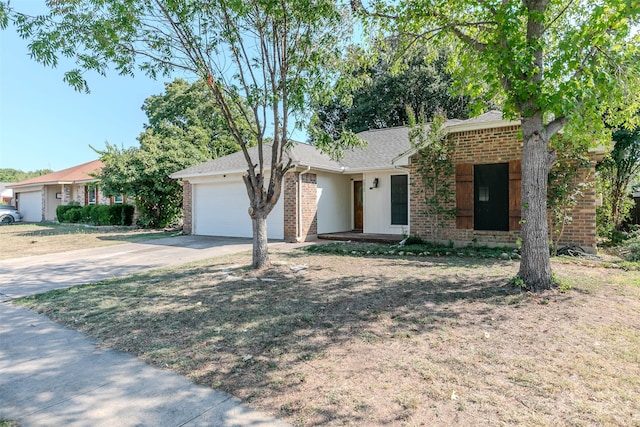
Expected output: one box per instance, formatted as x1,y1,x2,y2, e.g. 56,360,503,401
312,47,477,140
354,0,640,291
141,78,245,159
597,126,640,232
95,78,242,228
2,0,354,268
0,168,53,183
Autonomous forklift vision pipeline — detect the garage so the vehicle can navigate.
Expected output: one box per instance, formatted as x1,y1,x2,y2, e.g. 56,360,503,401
192,179,284,239
16,190,43,222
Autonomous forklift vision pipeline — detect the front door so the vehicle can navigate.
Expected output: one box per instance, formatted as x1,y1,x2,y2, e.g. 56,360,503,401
354,181,363,231
474,163,509,231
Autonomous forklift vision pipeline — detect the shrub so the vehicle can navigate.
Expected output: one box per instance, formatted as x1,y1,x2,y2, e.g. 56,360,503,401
56,203,134,226
113,204,135,226
90,205,109,225
81,205,95,223
56,202,81,222
621,231,640,262
64,208,83,223
404,234,425,245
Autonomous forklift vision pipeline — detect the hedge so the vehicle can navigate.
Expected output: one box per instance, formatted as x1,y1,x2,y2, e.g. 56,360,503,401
57,204,134,226
56,203,81,221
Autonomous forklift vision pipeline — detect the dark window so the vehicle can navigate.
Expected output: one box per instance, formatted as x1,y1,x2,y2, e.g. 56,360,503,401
391,175,408,225
474,163,509,231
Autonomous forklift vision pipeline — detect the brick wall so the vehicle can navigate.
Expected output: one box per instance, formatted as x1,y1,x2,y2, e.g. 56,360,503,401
301,173,318,239
548,162,597,250
182,180,192,234
410,125,597,252
283,171,318,242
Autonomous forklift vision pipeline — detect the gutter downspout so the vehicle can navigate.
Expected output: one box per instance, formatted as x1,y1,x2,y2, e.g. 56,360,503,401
297,166,311,242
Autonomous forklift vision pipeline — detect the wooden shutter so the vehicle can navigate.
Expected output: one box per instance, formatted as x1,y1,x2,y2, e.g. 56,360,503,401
456,164,473,229
509,160,522,231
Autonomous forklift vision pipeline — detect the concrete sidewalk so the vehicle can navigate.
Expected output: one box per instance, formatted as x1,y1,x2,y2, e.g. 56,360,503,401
0,236,296,426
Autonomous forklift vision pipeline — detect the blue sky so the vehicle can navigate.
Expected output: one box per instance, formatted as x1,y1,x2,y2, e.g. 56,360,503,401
0,3,169,172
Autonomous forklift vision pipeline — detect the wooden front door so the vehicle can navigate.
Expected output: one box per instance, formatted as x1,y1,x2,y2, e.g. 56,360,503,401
354,181,363,231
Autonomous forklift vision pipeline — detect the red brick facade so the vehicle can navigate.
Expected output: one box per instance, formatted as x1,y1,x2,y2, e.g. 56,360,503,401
547,163,597,250
182,180,192,234
283,171,318,242
410,125,597,252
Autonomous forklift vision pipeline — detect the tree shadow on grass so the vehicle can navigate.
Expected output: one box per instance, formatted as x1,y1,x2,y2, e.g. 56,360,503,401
18,254,567,425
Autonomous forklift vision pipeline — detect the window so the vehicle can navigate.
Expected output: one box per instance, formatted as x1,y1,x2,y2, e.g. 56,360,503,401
391,175,408,225
113,194,124,204
474,163,509,231
86,186,97,205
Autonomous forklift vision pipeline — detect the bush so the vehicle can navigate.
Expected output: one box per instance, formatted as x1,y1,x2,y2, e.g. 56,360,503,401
91,205,108,225
624,241,640,262
56,203,134,226
114,204,135,226
403,234,425,245
56,202,81,222
64,208,83,223
81,205,94,223
621,230,640,262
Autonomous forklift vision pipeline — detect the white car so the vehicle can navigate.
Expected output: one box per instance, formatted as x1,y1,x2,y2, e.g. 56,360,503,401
0,205,22,224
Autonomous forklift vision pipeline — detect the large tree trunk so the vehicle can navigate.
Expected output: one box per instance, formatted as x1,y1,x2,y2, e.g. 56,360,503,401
251,210,270,269
518,115,554,292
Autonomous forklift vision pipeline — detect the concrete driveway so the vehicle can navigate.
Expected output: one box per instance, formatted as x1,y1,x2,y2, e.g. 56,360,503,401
0,235,298,427
0,235,265,302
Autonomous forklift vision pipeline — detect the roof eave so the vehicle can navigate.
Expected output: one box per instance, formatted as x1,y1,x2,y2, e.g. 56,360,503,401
171,168,253,180
296,161,344,173
343,165,408,173
9,183,44,191
446,118,519,134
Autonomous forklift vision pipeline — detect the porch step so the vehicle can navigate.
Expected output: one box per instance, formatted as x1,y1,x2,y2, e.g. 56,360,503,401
317,232,403,244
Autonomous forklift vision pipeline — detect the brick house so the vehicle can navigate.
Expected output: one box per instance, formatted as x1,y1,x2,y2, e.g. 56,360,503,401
8,160,125,222
172,111,599,252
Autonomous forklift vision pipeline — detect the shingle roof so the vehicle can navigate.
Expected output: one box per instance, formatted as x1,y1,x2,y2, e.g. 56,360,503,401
456,110,504,126
9,160,104,188
342,126,412,170
172,111,515,178
171,142,342,179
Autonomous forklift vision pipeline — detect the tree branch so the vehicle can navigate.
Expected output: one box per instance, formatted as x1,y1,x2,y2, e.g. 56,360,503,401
545,116,568,138
449,25,488,52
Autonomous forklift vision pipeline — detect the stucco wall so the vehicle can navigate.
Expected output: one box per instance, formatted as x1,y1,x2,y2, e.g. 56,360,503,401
45,185,62,221
317,172,351,234
363,171,409,235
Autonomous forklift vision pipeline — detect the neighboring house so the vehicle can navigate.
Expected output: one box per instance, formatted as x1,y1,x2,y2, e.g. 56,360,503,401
172,111,599,252
0,183,14,204
8,160,123,222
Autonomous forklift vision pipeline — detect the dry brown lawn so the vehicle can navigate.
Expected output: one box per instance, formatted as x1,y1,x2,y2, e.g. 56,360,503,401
17,247,640,426
0,223,170,260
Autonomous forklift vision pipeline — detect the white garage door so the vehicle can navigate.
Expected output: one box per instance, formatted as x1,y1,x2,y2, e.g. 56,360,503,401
192,180,284,239
18,190,43,222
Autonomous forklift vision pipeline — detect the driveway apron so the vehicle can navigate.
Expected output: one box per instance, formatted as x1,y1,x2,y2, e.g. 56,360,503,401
0,235,292,427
